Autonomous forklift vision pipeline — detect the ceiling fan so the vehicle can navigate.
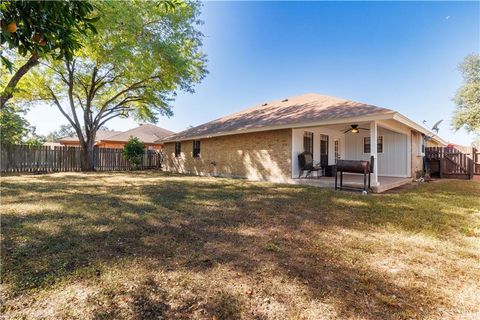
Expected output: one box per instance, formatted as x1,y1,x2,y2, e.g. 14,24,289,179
344,124,369,134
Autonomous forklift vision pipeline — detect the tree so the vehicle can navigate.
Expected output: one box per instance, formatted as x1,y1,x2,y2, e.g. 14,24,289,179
24,135,45,147
20,0,207,171
0,104,44,145
472,135,480,148
452,54,480,133
43,124,76,142
0,0,97,108
43,124,111,142
122,136,145,169
0,104,30,144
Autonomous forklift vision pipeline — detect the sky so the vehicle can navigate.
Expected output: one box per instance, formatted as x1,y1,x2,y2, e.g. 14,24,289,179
26,1,480,145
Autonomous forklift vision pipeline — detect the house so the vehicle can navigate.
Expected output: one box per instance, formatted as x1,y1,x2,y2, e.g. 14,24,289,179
158,93,447,192
58,124,174,150
59,130,122,147
43,142,63,149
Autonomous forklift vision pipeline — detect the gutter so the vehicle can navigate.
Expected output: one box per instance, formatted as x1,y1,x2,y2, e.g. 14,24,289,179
393,113,448,146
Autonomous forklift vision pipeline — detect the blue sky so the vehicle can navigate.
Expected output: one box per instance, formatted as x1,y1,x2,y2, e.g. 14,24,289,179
27,1,480,145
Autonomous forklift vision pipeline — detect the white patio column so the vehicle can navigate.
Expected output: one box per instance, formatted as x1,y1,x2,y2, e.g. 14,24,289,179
370,120,379,186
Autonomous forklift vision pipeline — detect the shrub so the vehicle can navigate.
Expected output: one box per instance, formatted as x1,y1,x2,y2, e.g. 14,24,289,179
123,136,145,169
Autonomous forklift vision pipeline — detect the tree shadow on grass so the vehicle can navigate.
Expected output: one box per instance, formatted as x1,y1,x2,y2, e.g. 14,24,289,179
1,174,478,318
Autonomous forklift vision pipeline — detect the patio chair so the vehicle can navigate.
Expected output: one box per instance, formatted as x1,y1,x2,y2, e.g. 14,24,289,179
298,152,322,178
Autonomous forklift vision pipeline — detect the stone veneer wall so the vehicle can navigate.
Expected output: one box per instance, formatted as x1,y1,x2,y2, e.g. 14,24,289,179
163,129,292,183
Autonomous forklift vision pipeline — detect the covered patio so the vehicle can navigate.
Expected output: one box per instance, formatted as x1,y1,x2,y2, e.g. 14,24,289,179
291,118,414,193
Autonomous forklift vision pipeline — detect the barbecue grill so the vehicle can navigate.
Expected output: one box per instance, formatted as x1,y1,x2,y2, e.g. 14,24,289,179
335,156,374,193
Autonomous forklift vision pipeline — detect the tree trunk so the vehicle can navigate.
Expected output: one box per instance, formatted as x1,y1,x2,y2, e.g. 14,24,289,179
80,140,96,171
1,53,40,109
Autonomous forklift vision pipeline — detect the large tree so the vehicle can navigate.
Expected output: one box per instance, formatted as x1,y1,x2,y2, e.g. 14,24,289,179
452,54,480,133
20,0,207,170
0,0,97,109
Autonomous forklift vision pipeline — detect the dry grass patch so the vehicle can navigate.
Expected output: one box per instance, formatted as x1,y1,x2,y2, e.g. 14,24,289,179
1,171,479,319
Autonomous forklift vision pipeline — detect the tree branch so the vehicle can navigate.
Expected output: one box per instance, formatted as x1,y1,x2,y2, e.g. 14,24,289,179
97,111,132,130
47,86,83,144
65,60,82,131
1,53,40,109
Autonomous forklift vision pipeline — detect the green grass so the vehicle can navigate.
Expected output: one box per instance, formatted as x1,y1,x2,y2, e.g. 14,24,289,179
1,172,479,319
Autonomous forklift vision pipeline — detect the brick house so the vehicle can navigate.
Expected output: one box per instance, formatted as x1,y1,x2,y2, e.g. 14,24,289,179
59,124,174,150
158,94,446,192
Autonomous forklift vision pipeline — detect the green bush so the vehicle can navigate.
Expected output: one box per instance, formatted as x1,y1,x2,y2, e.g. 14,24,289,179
122,136,145,169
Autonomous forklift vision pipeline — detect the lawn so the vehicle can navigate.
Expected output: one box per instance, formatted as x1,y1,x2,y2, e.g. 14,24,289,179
1,172,479,319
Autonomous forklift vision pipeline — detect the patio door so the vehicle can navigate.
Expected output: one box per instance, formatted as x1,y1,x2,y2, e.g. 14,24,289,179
320,134,329,166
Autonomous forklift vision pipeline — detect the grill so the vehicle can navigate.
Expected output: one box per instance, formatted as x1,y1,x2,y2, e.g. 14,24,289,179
335,156,374,193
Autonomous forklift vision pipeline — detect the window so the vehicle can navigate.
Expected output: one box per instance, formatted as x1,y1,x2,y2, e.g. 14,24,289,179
363,137,370,153
175,142,181,157
193,140,201,157
364,136,383,153
377,136,383,153
320,134,329,166
419,134,425,155
303,132,313,154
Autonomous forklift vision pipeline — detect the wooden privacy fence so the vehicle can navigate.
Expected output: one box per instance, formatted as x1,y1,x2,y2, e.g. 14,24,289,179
0,144,163,173
473,148,480,176
426,146,478,179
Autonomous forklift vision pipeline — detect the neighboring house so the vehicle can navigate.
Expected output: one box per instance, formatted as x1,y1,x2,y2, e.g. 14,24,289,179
58,130,122,147
43,142,63,149
159,93,447,191
58,124,174,150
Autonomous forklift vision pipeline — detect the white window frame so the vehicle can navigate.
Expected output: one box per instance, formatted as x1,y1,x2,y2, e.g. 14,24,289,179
418,134,425,156
363,136,384,154
334,139,340,163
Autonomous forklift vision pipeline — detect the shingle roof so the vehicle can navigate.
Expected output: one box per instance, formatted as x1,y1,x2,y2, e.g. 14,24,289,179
160,93,394,142
59,130,122,143
104,124,174,144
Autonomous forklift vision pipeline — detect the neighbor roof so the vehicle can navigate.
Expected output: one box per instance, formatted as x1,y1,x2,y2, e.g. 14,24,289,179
59,130,122,143
104,124,174,144
159,93,395,142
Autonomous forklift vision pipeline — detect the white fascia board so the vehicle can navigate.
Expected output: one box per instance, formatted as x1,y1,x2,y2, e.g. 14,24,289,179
392,113,448,146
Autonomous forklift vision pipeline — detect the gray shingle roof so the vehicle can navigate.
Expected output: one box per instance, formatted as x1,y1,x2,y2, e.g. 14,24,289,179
160,93,394,142
104,124,174,144
59,130,122,143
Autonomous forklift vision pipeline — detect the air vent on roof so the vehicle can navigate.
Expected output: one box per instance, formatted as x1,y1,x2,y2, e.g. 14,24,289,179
282,98,288,102
262,103,268,106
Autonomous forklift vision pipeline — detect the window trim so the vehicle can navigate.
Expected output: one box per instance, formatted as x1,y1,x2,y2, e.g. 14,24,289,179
174,142,181,157
334,139,340,163
377,135,384,154
419,134,425,156
192,140,201,158
303,131,314,154
363,136,384,154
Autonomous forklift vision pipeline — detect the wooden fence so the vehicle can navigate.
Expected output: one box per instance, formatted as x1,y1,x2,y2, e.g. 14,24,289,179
0,144,163,173
426,146,478,179
473,147,480,178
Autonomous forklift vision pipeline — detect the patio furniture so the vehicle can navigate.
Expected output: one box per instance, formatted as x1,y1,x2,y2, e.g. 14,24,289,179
298,152,322,178
335,156,374,193
324,165,337,177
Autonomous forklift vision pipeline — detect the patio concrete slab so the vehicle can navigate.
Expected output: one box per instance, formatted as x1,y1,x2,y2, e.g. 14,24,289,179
294,174,412,193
